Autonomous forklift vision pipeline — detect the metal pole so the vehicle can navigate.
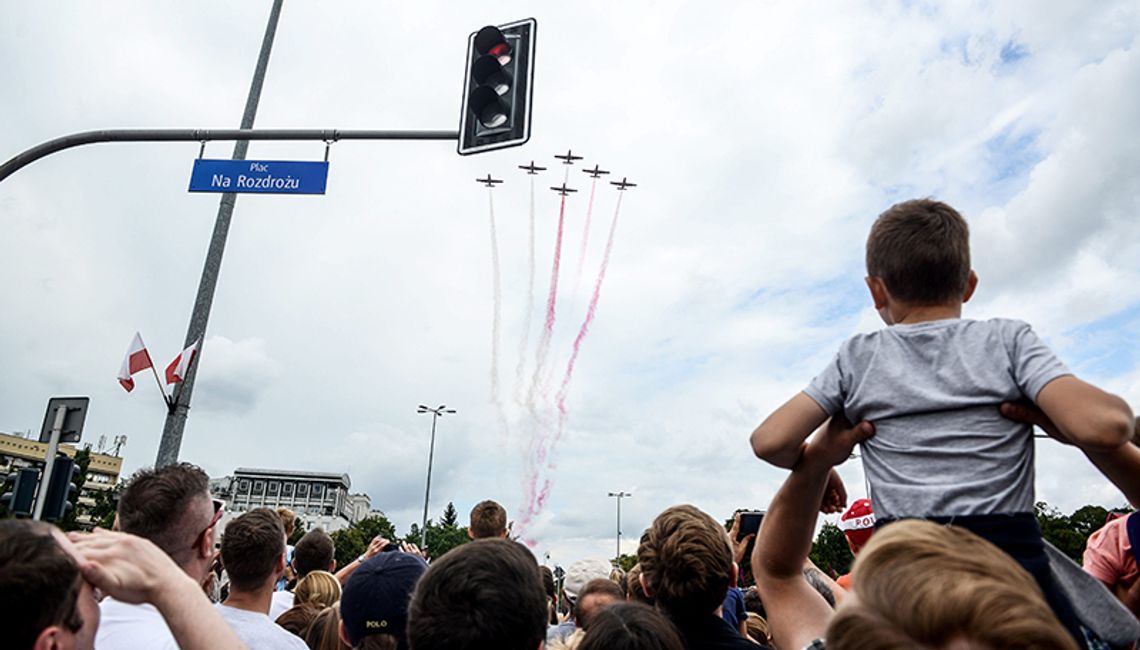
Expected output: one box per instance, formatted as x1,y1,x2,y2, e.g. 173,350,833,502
421,412,439,548
157,0,284,466
608,491,630,563
33,406,67,520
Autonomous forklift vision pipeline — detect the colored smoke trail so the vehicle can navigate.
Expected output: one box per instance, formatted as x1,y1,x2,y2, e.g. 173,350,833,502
513,176,537,405
527,194,567,404
570,178,598,303
556,191,624,421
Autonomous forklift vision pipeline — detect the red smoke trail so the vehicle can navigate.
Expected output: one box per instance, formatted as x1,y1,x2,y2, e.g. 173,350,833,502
556,192,624,419
527,194,567,403
571,178,598,300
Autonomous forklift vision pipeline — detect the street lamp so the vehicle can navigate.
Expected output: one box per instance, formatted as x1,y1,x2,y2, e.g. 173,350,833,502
607,491,631,563
417,404,456,549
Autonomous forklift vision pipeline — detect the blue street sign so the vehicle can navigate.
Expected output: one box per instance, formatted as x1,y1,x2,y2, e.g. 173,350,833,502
188,159,329,194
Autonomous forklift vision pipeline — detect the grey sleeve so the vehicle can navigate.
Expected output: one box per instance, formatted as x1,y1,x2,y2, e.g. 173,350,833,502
803,351,845,416
1008,321,1070,401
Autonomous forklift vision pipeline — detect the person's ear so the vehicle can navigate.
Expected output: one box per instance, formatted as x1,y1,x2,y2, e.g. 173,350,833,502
275,550,286,577
329,559,337,572
467,528,475,540
339,620,352,648
639,572,652,597
962,270,978,303
33,625,64,650
865,276,889,310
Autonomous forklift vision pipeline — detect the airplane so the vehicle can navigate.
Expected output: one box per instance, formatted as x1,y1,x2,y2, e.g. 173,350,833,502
610,177,637,191
476,174,503,187
549,183,578,196
582,164,610,178
518,161,546,175
554,149,583,165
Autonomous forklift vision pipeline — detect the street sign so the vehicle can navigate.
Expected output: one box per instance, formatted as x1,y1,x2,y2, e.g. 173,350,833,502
39,397,89,444
188,159,329,194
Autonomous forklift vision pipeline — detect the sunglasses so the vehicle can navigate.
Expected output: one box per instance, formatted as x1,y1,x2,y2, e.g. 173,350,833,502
193,499,225,551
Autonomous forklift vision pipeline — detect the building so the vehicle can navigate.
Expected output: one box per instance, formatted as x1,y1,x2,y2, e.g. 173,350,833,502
211,467,377,533
0,431,124,526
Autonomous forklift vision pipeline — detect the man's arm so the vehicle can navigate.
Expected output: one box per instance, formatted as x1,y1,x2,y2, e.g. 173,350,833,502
751,392,830,468
1002,401,1140,507
334,535,388,584
1034,376,1134,450
752,417,873,649
68,529,247,650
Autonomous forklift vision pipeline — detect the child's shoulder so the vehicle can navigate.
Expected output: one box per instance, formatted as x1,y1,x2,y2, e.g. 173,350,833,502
835,317,1036,353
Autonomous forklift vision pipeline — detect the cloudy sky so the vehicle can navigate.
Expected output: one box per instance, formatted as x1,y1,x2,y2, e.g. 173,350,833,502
2,2,1138,565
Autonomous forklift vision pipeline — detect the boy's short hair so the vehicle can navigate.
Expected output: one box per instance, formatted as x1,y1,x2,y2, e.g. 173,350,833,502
637,504,733,617
866,198,971,305
408,539,546,650
117,462,212,566
828,520,1074,649
469,499,508,539
221,508,285,592
0,520,84,648
293,528,335,578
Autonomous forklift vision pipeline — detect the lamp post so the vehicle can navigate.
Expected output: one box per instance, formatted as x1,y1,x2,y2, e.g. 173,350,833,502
417,404,455,549
607,491,631,563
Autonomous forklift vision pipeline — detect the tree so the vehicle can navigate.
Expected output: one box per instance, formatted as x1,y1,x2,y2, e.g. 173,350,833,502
288,517,305,545
617,553,638,573
1035,502,1087,562
330,527,366,569
441,502,460,527
809,522,853,578
404,504,470,560
355,514,397,542
89,484,119,530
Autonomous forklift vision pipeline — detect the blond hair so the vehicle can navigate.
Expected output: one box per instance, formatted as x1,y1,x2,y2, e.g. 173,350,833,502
827,520,1076,650
275,507,296,537
293,570,342,609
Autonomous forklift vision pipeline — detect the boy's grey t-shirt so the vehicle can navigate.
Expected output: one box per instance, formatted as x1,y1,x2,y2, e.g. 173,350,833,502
804,318,1069,519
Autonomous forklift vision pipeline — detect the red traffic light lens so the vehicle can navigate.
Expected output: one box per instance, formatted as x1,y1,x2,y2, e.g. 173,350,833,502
475,26,512,65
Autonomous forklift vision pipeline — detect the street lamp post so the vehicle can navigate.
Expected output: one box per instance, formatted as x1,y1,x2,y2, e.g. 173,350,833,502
607,491,631,563
417,404,455,550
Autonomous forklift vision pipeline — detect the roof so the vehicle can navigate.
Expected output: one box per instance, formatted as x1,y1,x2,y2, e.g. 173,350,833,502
232,467,351,488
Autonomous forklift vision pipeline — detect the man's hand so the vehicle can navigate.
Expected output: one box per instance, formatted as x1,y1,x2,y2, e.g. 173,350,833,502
1000,401,1072,445
821,469,847,514
803,415,874,470
364,535,389,560
400,541,428,561
728,512,755,565
68,529,189,605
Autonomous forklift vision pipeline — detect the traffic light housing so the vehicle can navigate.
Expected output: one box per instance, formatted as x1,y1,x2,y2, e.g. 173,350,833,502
458,18,537,155
41,456,80,522
1,468,39,517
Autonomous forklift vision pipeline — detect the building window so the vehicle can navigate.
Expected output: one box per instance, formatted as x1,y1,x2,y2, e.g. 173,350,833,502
297,483,309,498
282,482,294,497
253,480,264,495
312,483,324,498
268,481,279,496
238,480,250,494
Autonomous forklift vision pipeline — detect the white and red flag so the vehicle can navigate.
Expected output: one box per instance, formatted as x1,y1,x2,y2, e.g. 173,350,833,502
118,332,154,392
165,340,199,385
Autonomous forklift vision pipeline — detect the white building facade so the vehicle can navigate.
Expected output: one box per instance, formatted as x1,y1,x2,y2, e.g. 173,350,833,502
211,467,376,533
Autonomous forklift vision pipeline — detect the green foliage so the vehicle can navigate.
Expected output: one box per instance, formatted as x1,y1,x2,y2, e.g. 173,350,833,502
330,527,366,569
355,515,397,542
441,502,460,527
617,553,638,572
288,517,305,545
403,503,469,560
89,486,119,530
1036,502,1094,562
809,522,853,578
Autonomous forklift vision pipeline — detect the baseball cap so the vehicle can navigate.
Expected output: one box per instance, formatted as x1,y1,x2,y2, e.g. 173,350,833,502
562,558,614,602
340,551,428,648
838,499,876,551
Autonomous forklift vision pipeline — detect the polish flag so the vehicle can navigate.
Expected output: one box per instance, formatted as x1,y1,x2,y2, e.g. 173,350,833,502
165,340,199,385
118,332,154,392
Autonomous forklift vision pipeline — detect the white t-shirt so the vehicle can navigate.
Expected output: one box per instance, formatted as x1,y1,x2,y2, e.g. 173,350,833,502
269,589,295,620
216,603,309,650
95,598,178,650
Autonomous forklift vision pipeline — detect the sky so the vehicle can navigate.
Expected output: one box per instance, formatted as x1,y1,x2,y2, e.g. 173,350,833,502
1,1,1138,567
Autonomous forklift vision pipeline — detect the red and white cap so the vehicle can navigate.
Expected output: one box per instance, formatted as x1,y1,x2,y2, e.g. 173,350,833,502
838,499,875,551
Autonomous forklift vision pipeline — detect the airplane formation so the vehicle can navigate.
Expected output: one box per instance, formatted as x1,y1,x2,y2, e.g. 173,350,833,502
475,150,635,196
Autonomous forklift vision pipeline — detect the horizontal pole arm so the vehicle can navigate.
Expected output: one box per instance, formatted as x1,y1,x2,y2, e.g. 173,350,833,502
0,128,459,182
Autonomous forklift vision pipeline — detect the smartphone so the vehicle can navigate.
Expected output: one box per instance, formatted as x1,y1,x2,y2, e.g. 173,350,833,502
736,511,765,541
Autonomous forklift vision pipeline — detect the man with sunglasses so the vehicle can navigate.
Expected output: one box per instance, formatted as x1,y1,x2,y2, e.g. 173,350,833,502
96,462,224,650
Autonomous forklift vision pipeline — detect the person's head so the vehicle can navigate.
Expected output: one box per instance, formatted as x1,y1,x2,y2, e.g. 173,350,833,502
865,199,977,323
294,528,336,578
408,539,547,650
220,508,285,595
827,520,1077,649
540,565,558,624
340,551,427,650
295,570,342,609
742,586,765,617
839,499,875,554
637,504,733,619
576,603,684,650
1132,415,1140,447
276,507,297,540
574,578,625,631
744,612,771,647
0,520,99,650
306,606,349,650
562,558,615,608
626,564,651,604
468,499,508,539
275,602,321,638
115,462,217,580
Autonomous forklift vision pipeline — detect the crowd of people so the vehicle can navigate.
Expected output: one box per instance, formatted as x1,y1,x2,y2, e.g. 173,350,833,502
4,199,1140,650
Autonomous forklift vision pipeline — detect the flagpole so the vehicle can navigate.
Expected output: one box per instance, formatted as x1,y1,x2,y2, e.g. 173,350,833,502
148,358,172,410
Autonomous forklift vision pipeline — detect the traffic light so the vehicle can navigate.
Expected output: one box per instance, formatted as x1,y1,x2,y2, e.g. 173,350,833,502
41,456,80,522
1,468,39,517
458,18,537,155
